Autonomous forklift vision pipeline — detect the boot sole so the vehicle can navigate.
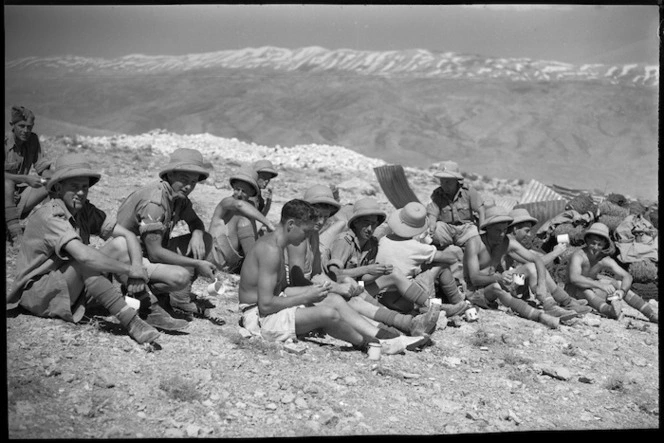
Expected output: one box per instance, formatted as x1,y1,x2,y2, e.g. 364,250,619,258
406,335,432,351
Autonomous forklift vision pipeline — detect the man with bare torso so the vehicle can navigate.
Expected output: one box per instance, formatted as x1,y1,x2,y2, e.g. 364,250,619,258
566,222,657,323
238,199,428,354
463,206,578,329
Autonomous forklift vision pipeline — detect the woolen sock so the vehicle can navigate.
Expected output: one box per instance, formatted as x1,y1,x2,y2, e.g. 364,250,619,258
551,286,574,305
5,206,21,234
501,296,541,321
438,268,463,303
116,305,138,327
363,281,380,296
539,295,557,310
373,307,413,332
84,275,127,317
622,291,652,316
169,280,193,304
403,282,430,307
376,326,400,339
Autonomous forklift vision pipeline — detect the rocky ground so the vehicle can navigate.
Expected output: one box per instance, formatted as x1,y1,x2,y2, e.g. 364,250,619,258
5,132,659,438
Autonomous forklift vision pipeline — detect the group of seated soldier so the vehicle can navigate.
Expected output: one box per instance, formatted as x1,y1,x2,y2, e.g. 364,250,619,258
6,105,656,350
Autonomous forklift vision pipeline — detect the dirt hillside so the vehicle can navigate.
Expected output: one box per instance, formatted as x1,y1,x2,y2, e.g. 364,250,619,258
5,133,659,438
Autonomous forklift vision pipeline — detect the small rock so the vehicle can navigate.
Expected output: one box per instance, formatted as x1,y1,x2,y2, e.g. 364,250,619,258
344,376,358,385
578,376,595,384
164,429,184,438
583,316,602,327
541,366,571,381
94,375,116,388
281,393,295,404
507,409,522,425
548,335,567,345
62,373,76,383
266,403,278,410
631,357,648,367
501,334,518,346
294,398,308,409
137,412,147,419
443,356,462,367
185,424,200,437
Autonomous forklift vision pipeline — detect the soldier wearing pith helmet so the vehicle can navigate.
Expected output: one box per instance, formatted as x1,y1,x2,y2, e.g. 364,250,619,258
115,148,218,319
8,153,161,345
426,160,485,250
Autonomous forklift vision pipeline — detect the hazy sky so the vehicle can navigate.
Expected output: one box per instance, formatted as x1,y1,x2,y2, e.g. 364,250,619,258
4,4,660,65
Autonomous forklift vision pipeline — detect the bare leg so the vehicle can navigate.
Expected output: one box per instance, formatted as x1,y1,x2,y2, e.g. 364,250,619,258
316,293,381,338
294,305,365,346
100,236,189,292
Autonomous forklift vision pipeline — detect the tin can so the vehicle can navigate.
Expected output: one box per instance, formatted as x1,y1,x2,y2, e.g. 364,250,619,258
367,342,382,360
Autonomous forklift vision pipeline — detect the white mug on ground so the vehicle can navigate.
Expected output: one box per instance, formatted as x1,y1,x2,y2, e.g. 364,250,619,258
367,342,382,361
207,278,226,297
465,307,479,322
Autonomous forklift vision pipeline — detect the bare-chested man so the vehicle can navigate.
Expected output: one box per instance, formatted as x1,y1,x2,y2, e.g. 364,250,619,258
566,222,657,323
463,206,579,329
237,199,429,354
208,167,275,274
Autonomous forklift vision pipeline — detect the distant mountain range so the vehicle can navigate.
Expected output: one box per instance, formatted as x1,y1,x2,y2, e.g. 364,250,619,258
6,46,659,86
4,46,659,200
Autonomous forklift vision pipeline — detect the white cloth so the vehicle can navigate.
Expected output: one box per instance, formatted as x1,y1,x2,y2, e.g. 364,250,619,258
376,236,437,278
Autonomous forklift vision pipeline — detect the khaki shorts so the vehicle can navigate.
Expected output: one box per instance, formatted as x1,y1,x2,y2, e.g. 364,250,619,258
433,221,479,249
259,306,300,342
239,304,261,337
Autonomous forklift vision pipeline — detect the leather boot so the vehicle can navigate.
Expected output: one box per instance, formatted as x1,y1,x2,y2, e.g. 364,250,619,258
538,312,560,329
141,303,190,332
561,298,592,315
117,306,161,344
543,305,579,323
410,302,441,336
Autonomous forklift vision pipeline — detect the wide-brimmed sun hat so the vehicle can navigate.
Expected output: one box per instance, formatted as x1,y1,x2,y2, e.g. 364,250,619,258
252,159,279,178
303,185,341,212
508,208,538,227
583,222,611,244
47,153,101,192
480,205,514,229
433,160,464,180
347,198,387,229
387,202,428,238
159,148,210,182
229,167,260,197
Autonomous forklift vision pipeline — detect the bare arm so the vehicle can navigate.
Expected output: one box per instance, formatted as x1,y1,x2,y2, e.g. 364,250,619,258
601,257,633,294
508,239,547,293
64,239,147,282
210,197,274,232
110,223,148,294
143,231,215,278
4,171,45,188
432,247,463,267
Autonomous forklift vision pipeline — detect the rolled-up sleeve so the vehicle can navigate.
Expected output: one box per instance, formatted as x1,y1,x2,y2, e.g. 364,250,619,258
136,201,167,236
327,236,354,272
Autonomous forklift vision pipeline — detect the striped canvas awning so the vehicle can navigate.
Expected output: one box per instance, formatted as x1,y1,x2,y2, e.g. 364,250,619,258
549,183,605,204
519,179,567,204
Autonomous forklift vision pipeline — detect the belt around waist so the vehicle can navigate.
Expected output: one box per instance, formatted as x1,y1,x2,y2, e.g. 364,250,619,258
240,303,258,313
